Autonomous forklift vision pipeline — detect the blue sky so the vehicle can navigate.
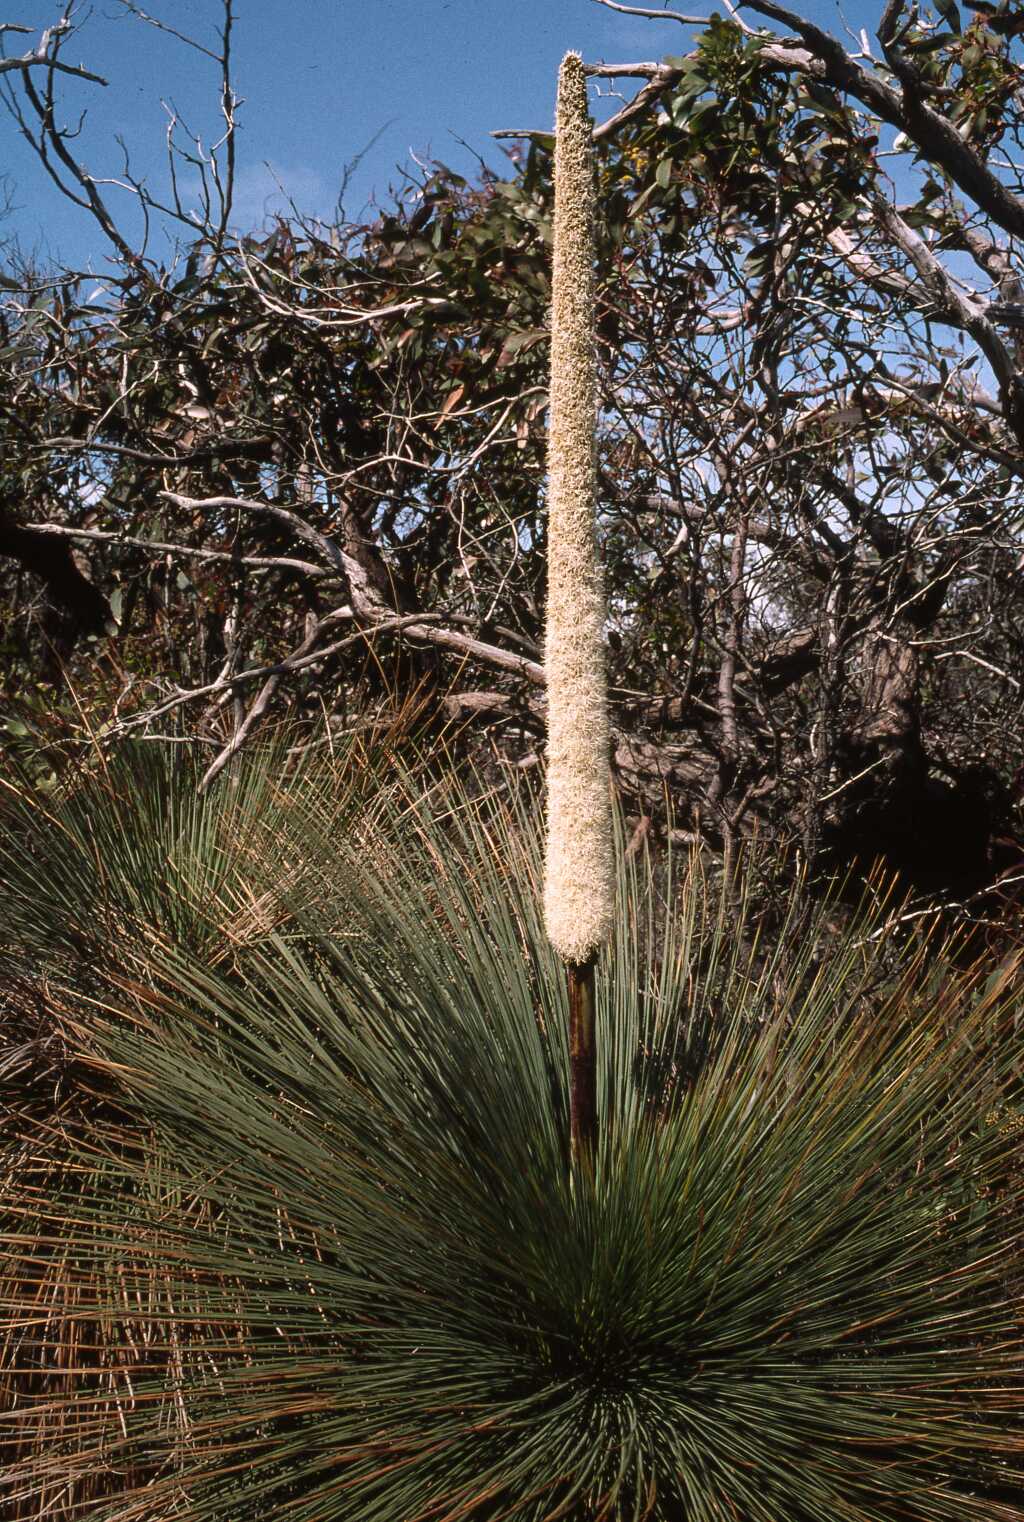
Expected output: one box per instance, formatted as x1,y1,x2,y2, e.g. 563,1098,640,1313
1,0,876,269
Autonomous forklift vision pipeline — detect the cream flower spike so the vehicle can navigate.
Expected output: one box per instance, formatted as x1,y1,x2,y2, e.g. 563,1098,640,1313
543,51,615,967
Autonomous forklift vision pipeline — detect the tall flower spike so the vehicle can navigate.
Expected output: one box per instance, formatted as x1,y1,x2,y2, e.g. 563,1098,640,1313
544,51,614,969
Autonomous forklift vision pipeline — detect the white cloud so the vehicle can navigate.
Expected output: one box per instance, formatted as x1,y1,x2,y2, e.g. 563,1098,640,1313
588,4,691,59
176,161,332,236
227,161,331,232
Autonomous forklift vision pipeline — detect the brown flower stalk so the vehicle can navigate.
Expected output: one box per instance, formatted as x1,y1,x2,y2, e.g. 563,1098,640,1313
544,52,614,1166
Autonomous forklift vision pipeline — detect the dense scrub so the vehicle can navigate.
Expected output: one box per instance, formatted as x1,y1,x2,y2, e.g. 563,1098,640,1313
3,4,1024,894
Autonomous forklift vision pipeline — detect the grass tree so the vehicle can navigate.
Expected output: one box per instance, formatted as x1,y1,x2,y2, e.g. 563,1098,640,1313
4,49,1024,1522
544,51,615,1170
5,763,1024,1520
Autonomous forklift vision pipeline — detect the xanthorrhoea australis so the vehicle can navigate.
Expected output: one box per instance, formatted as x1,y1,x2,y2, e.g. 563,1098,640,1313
544,52,614,1165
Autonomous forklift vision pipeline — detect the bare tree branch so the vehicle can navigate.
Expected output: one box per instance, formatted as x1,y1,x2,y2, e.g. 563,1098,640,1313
156,492,547,685
0,19,107,85
588,0,708,23
33,522,330,581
